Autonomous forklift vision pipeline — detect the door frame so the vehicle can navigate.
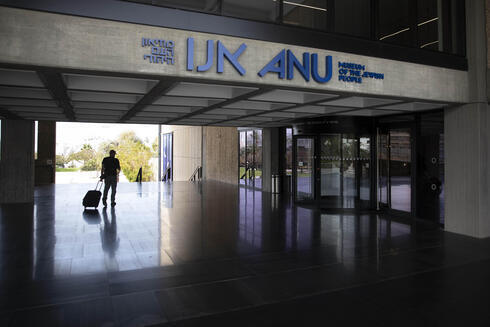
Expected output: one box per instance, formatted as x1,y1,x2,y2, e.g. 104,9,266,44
293,133,374,208
376,122,416,216
292,134,316,202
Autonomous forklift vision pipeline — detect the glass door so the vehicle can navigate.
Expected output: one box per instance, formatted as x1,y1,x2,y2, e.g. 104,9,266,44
238,129,262,189
295,137,315,201
320,134,341,205
161,132,172,181
377,128,412,213
389,129,411,212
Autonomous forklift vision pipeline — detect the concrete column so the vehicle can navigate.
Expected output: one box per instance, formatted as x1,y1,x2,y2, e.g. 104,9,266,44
35,120,56,185
202,126,238,184
262,128,280,193
444,0,490,238
0,119,35,203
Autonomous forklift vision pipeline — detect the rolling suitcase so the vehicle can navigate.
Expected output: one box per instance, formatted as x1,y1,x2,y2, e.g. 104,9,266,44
83,181,103,209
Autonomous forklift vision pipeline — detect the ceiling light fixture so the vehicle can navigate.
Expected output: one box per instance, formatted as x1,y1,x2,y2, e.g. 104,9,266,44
379,27,410,41
420,40,439,48
418,17,438,27
273,0,327,12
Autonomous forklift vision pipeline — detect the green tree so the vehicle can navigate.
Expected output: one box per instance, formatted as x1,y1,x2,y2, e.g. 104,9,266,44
56,153,72,168
115,132,154,182
71,144,98,171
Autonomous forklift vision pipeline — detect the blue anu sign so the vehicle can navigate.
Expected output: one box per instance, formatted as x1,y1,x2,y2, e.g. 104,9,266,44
142,37,384,84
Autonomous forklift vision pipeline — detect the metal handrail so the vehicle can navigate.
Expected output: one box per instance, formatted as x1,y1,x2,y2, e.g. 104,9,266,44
162,167,171,182
189,166,202,182
136,167,142,183
240,166,255,180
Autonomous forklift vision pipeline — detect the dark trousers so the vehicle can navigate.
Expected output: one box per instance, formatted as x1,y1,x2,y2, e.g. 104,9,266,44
103,175,117,204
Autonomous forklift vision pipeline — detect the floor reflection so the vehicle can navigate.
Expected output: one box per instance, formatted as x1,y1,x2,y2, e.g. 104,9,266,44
0,181,426,281
3,182,490,326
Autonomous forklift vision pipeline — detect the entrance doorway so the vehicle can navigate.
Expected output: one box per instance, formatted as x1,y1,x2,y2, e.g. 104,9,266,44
293,133,372,209
239,129,263,189
378,128,413,214
161,132,173,181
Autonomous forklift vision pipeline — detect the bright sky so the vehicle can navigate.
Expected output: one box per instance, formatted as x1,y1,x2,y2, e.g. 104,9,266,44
56,122,159,155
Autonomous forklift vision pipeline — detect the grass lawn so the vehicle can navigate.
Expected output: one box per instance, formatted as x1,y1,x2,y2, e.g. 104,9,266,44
239,167,262,179
56,167,80,172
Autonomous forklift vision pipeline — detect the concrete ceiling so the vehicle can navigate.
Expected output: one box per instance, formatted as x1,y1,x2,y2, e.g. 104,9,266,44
0,67,450,127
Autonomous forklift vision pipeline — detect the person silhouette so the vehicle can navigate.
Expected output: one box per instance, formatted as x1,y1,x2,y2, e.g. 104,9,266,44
100,150,121,207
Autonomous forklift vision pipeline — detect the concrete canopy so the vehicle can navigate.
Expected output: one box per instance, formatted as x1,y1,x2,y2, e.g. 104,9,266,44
0,67,454,127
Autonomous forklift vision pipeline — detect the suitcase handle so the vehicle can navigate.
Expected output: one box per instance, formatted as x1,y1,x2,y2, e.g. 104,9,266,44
95,180,103,191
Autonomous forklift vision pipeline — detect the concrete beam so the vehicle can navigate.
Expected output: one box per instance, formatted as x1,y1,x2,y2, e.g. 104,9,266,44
120,80,178,122
0,107,22,120
37,71,76,121
165,88,271,125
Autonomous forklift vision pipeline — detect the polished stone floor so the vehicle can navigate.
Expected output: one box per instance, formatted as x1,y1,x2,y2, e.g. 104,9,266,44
1,181,490,326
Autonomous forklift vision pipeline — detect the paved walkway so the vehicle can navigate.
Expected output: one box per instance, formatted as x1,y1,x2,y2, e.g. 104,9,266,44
56,171,129,184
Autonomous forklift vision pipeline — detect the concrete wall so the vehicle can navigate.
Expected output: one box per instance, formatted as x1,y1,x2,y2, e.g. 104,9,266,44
202,127,238,185
445,0,490,238
0,119,35,203
162,125,202,181
487,0,490,68
0,6,469,104
486,0,490,99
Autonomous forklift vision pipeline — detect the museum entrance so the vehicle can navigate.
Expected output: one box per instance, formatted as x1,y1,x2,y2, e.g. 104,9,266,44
292,117,375,209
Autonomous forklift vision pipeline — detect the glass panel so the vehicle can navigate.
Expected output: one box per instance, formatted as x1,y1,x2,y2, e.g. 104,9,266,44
417,0,440,50
161,133,173,181
334,0,371,38
378,0,413,47
161,134,167,178
285,128,293,176
389,129,411,212
239,131,246,185
246,130,254,182
360,136,370,201
283,0,327,30
254,130,263,189
378,133,388,205
222,0,279,22
342,134,358,198
320,134,341,197
448,0,466,56
296,138,314,200
418,112,444,224
439,132,444,225
168,133,172,179
151,0,220,13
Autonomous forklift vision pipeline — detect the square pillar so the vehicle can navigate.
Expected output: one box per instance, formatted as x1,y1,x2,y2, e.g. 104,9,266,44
262,128,280,193
35,120,56,185
444,0,490,238
0,119,35,203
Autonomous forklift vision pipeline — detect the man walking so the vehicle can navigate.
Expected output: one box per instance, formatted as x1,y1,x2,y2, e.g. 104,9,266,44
100,150,121,207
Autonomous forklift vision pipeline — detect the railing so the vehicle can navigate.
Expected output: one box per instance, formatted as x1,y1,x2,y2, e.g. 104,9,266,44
162,167,171,182
136,167,142,183
240,166,255,180
189,166,202,182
